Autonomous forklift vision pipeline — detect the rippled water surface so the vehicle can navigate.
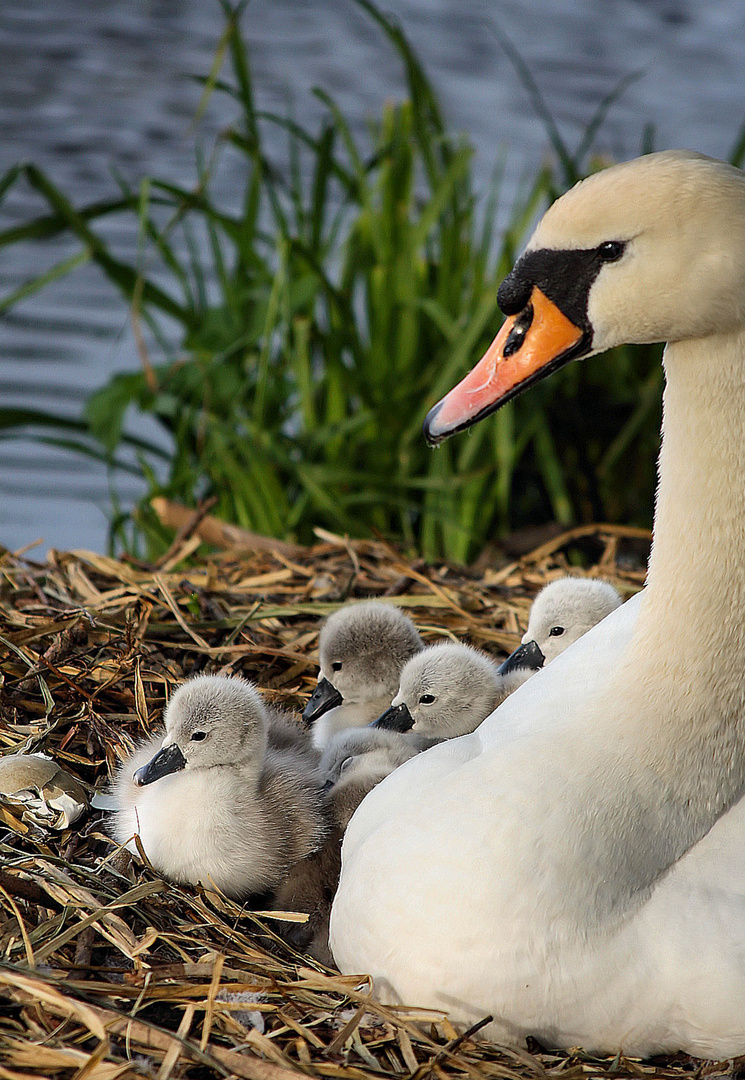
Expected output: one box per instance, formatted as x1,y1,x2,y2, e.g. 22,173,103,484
2,0,744,553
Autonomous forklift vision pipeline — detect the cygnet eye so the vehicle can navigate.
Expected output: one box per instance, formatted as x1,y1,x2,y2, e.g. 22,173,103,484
331,661,342,672
419,693,436,705
339,755,354,774
548,626,565,637
190,730,208,742
598,240,625,262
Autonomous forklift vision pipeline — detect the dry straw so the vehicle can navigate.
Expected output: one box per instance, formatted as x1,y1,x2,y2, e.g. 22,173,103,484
1,523,716,1080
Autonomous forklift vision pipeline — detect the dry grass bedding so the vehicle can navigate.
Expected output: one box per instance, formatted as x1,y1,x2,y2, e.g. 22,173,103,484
2,522,727,1080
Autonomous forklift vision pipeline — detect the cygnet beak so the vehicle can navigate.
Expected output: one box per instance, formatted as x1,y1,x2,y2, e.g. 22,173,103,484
371,702,414,732
302,677,343,725
497,639,545,676
134,742,187,786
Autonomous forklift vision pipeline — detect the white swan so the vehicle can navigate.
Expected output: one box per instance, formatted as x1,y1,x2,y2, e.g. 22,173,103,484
302,601,423,748
330,150,745,1058
499,577,622,674
110,675,326,898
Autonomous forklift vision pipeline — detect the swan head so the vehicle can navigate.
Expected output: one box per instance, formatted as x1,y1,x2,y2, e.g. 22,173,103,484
302,601,423,725
133,675,268,786
424,150,745,443
499,577,622,674
375,642,501,739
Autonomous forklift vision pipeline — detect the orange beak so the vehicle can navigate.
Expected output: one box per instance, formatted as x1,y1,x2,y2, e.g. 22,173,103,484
423,287,586,444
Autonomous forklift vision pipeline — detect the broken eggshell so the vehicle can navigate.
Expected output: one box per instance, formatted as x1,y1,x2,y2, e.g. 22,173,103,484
0,752,88,829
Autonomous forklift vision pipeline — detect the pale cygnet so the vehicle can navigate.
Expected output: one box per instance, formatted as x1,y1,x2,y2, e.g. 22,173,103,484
271,726,430,965
498,577,622,675
320,726,432,829
302,601,423,749
374,642,505,740
109,675,327,899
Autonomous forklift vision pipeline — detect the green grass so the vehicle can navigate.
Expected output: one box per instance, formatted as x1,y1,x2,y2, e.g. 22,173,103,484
2,0,744,562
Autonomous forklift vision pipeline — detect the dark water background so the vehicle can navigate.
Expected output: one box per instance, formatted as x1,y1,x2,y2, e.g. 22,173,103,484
2,0,745,555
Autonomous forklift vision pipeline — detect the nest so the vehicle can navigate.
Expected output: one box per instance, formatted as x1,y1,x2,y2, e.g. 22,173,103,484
0,522,720,1080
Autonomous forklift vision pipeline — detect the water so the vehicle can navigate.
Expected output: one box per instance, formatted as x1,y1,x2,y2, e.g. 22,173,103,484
2,0,744,555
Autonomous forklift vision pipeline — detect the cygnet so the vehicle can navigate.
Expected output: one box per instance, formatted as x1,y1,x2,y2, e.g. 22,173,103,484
271,824,343,966
272,726,430,964
109,675,327,899
302,601,422,749
320,726,432,829
498,577,622,675
373,642,507,740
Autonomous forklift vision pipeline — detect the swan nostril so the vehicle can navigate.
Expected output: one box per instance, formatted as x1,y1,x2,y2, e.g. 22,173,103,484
502,303,534,358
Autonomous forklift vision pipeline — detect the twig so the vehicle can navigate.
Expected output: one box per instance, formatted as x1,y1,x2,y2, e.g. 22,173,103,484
151,497,305,557
154,496,218,570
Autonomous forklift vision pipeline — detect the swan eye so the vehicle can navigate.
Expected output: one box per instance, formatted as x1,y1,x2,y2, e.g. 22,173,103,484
339,755,354,774
598,240,625,262
419,693,436,705
331,661,342,672
191,730,207,742
548,626,565,637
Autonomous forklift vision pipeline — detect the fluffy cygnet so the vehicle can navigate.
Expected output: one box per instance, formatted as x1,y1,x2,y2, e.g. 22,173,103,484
498,577,622,675
302,601,423,749
109,675,326,899
271,824,343,966
320,726,431,829
374,642,507,740
272,726,430,964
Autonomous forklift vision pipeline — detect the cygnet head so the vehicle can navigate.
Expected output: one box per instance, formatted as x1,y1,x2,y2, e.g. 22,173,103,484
499,577,622,675
320,727,420,789
133,675,268,786
302,601,423,725
374,642,502,739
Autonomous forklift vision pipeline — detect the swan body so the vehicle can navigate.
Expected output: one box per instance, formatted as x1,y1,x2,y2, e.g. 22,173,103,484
303,601,423,749
110,675,326,899
330,151,745,1057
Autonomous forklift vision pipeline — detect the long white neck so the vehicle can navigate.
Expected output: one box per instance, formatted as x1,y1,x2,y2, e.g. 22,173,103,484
582,328,745,912
632,328,745,783
645,332,745,643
